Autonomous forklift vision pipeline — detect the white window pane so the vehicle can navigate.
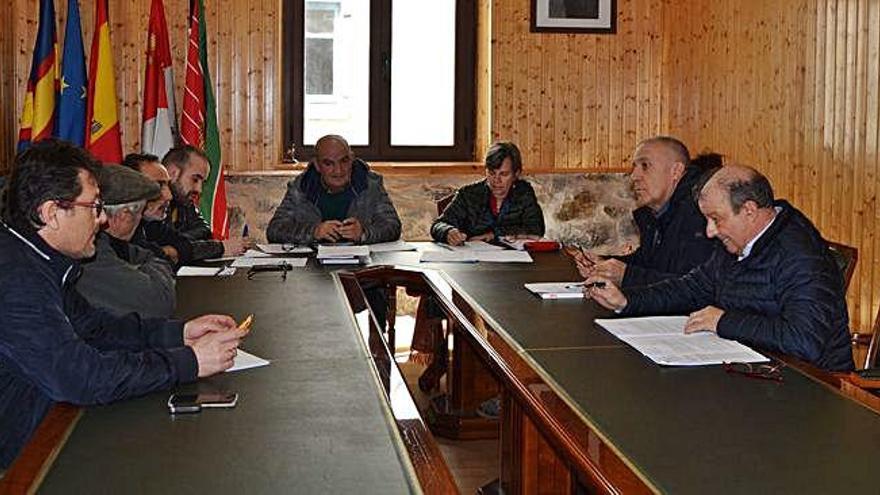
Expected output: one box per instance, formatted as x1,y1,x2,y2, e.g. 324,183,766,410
391,0,456,146
304,1,370,146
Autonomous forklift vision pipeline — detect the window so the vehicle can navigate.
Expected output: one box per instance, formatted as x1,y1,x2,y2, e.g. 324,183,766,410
283,0,476,162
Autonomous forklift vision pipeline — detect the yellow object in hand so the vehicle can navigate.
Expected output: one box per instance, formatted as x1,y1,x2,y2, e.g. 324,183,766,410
238,314,254,335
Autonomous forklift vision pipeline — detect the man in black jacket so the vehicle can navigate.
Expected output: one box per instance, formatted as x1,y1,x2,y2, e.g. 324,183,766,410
575,136,717,287
161,147,250,254
0,140,244,469
587,164,853,371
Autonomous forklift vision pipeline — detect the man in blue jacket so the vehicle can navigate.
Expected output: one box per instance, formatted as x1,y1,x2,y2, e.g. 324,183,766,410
587,164,854,371
0,140,244,469
574,137,718,287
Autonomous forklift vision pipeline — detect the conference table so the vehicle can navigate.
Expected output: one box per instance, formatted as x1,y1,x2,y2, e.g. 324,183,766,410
6,247,880,494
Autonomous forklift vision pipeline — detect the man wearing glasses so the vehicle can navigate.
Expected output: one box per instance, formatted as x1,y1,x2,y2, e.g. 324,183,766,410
0,140,244,470
77,165,176,318
586,164,854,371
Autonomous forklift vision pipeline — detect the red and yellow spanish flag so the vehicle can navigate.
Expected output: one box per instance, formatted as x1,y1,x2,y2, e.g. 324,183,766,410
18,0,59,151
86,0,122,163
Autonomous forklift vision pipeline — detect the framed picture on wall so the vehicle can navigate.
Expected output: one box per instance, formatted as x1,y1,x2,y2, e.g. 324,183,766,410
531,0,617,33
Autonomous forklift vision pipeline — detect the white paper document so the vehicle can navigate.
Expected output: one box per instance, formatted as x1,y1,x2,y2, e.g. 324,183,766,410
317,245,371,258
243,249,272,258
524,282,585,299
226,349,270,372
460,241,504,251
230,257,308,268
368,240,418,253
595,316,768,366
476,251,533,263
419,250,479,263
256,243,314,255
177,266,223,277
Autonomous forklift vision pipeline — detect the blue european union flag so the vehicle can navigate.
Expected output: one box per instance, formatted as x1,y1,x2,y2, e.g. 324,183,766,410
57,0,87,146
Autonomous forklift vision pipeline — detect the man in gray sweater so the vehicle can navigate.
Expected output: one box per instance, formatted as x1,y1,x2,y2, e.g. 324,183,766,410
78,165,176,318
267,135,401,245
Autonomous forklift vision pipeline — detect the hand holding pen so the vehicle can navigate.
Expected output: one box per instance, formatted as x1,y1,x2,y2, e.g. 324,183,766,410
582,276,628,312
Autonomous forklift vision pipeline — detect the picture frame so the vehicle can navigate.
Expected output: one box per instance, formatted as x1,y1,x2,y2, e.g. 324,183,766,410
530,0,617,34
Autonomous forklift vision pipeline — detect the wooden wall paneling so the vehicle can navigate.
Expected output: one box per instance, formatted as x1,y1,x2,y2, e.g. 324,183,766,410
864,0,880,331
214,0,233,169
580,34,596,169
491,0,511,146
474,0,492,159
524,12,542,167
850,0,868,323
511,0,528,157
566,35,583,168
554,35,570,168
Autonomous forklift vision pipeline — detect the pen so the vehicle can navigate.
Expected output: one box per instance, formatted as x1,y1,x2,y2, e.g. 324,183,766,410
566,281,606,289
242,223,249,238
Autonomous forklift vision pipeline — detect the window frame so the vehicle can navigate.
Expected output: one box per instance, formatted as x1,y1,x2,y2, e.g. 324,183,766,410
282,0,476,162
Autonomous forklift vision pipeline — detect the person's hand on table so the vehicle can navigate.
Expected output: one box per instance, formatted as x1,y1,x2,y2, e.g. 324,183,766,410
222,237,252,257
468,231,495,242
314,220,344,242
446,228,467,246
684,306,724,334
338,217,363,241
584,276,627,312
184,314,237,345
190,330,242,377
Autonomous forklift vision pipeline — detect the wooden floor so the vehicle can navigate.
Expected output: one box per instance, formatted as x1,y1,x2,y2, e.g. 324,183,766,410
396,332,498,494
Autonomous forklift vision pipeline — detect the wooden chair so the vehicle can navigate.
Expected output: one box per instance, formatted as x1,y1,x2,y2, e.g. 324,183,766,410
828,240,857,291
853,307,880,370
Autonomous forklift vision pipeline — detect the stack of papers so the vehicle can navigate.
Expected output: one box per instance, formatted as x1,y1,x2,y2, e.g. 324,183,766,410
230,257,308,268
317,245,371,265
178,266,229,277
368,240,418,253
419,247,533,263
595,316,768,366
256,243,313,255
524,282,585,299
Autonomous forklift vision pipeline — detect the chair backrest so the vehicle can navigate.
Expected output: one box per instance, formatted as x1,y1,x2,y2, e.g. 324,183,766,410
436,193,455,216
828,241,857,291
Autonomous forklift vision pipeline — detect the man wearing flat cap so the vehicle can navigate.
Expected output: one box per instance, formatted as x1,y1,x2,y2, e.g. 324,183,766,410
77,165,176,318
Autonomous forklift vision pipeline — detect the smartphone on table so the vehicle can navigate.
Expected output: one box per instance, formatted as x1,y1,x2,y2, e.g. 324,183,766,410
167,392,238,414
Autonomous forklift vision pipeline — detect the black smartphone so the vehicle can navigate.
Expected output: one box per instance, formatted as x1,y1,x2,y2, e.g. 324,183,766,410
167,392,238,414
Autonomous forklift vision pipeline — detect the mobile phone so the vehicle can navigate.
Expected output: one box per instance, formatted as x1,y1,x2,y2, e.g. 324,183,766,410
167,392,238,414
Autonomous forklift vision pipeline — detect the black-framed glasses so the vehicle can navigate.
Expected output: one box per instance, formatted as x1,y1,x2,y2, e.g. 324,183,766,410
723,361,785,382
247,263,292,281
57,199,105,216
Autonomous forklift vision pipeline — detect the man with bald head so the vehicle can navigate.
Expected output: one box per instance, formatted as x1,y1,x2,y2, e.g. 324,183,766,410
267,134,401,244
587,164,853,371
574,136,717,288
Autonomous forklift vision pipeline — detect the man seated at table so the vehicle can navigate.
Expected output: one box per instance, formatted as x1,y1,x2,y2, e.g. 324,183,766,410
586,164,854,371
430,141,545,245
160,147,250,255
572,136,717,287
266,134,402,244
123,153,228,266
77,165,176,318
0,140,244,469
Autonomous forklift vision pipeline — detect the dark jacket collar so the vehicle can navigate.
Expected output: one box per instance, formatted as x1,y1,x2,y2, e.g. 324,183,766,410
299,158,371,203
1,221,81,287
746,200,815,258
633,165,702,226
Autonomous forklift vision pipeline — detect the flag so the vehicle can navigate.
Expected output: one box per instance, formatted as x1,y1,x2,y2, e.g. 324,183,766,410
18,0,59,151
57,0,87,146
141,0,177,157
86,0,123,163
181,0,228,239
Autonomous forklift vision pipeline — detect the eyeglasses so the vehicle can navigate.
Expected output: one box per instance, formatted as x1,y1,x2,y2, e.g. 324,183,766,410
723,361,785,382
57,199,105,216
247,263,292,281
